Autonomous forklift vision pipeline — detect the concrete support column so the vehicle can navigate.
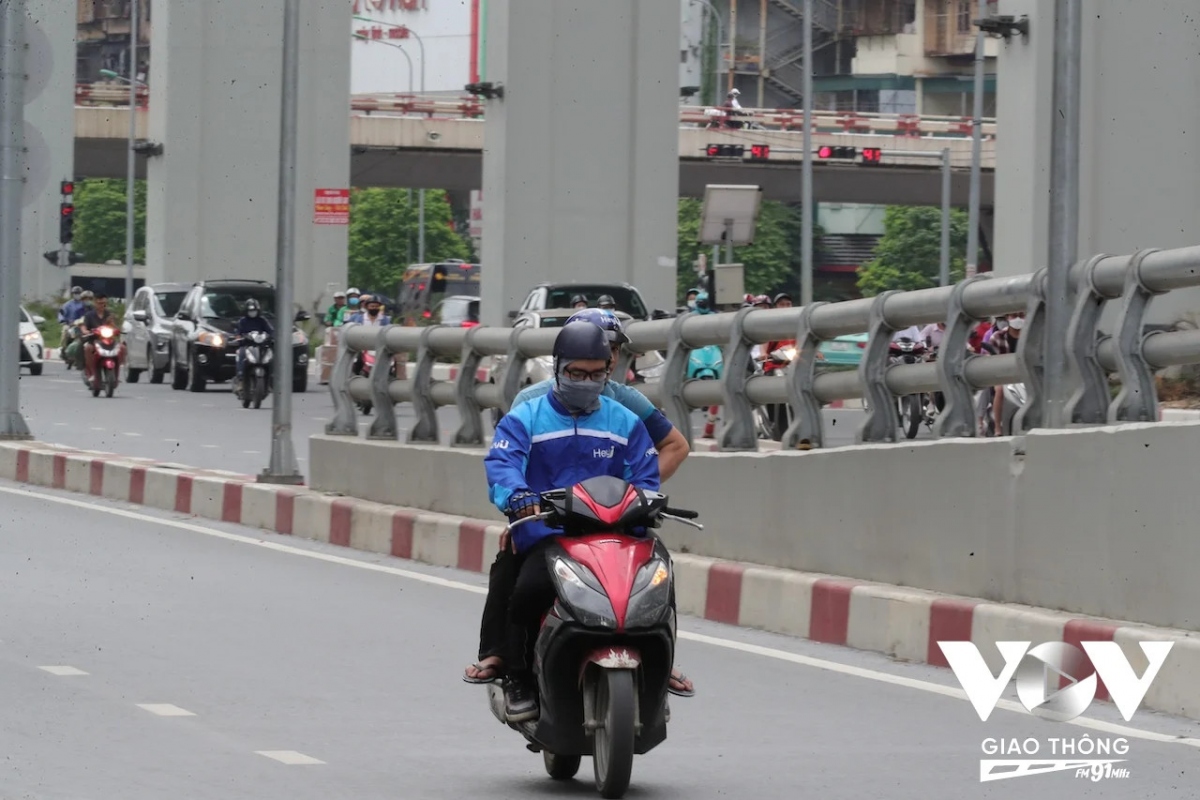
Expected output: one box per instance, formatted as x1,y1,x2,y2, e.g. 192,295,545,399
479,0,680,325
19,0,74,301
146,0,350,313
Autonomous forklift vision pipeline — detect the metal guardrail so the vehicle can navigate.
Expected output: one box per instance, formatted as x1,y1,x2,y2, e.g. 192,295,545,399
325,245,1200,451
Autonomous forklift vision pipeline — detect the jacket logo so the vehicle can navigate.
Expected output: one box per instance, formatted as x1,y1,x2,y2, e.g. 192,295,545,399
492,439,509,450
593,446,615,459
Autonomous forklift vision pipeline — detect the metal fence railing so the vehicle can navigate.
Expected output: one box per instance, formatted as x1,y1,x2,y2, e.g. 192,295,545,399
325,244,1200,451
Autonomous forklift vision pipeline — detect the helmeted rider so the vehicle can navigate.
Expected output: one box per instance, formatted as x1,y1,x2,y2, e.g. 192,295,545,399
349,294,390,326
596,294,617,311
81,292,126,385
464,308,696,699
726,87,742,110
235,299,274,389
484,321,661,722
570,293,589,310
59,286,85,325
692,290,715,315
336,288,361,326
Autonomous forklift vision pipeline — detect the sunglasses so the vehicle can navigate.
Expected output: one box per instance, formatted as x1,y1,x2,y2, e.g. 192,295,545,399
563,367,610,382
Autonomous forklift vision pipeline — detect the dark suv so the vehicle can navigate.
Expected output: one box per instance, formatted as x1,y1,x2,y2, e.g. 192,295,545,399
169,279,311,393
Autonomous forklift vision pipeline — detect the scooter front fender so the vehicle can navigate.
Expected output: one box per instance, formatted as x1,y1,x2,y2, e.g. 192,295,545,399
579,645,642,686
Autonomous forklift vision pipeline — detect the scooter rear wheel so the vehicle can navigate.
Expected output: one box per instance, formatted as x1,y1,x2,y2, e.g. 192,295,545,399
543,751,582,780
592,669,636,799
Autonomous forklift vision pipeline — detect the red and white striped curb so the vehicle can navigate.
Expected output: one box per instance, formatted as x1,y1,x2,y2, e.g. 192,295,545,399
2,440,1197,720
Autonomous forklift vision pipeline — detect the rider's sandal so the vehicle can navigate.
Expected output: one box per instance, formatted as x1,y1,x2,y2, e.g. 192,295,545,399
668,672,695,698
463,663,502,685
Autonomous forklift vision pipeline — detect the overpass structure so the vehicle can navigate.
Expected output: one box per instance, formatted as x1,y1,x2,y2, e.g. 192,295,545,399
73,97,995,207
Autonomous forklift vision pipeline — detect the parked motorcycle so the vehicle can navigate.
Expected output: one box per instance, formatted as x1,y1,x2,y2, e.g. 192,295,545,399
88,325,121,398
889,337,929,439
236,331,274,409
486,475,701,799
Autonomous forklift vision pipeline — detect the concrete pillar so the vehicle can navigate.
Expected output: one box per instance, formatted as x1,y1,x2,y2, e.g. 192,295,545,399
994,0,1200,323
478,0,680,325
146,0,350,314
19,0,75,302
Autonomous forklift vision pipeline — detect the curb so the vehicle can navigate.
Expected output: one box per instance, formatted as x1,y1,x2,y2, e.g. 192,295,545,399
2,440,1198,721
1161,408,1200,422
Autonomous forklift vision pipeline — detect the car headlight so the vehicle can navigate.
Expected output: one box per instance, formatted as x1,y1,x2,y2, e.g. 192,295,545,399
550,556,616,629
197,331,225,348
624,558,672,629
21,331,40,342
292,329,306,346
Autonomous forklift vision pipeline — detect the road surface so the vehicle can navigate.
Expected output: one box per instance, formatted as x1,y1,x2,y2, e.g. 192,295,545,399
18,361,906,472
1,480,1195,799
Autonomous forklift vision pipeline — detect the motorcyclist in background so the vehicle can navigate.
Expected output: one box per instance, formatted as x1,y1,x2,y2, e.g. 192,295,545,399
570,294,589,310
464,308,695,698
81,292,125,385
234,299,274,396
597,294,617,311
58,287,86,366
349,294,390,326
483,321,662,721
979,311,1024,435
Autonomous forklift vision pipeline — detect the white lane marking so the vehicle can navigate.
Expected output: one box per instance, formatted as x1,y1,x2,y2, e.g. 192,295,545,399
255,750,325,765
39,665,89,676
163,438,179,443
124,432,142,437
89,427,105,431
242,450,260,454
5,483,1200,750
202,445,218,449
137,703,196,717
53,422,69,427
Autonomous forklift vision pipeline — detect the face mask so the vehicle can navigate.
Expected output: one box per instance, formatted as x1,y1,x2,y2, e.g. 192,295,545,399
367,307,380,317
686,300,696,309
554,369,606,414
1008,317,1025,331
84,301,93,308
248,309,259,318
349,298,359,307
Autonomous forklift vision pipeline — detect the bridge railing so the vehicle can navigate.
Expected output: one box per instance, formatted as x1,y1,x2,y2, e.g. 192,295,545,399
325,244,1200,451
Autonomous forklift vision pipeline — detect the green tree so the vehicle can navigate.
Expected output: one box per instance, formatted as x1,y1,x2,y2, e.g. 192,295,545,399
73,179,147,264
347,188,471,293
675,198,810,302
856,206,968,296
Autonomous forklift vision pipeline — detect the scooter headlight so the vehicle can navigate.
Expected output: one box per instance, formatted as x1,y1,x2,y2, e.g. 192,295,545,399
550,556,616,629
625,558,672,629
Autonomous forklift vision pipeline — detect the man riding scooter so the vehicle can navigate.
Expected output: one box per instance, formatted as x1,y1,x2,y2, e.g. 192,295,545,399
484,321,662,722
57,286,86,365
464,308,696,698
81,292,126,386
233,299,274,397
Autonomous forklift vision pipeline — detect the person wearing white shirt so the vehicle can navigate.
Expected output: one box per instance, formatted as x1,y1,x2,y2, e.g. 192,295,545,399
919,322,946,351
891,325,923,343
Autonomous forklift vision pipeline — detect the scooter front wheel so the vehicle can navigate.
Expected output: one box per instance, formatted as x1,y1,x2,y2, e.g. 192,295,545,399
592,669,636,799
544,751,582,780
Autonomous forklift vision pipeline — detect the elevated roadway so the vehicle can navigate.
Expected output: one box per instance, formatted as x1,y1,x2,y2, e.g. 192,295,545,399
74,104,994,207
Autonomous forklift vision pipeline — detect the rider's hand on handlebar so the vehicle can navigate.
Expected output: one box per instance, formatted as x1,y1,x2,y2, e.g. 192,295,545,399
506,491,540,519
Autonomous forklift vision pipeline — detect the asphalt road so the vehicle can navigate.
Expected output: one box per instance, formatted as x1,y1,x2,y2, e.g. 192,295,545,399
17,360,928,474
2,481,1196,799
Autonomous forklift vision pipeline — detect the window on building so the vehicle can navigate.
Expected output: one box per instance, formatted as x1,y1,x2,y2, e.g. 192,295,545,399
957,0,973,33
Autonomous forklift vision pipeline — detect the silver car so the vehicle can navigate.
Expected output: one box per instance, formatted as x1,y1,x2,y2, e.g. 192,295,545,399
123,282,190,384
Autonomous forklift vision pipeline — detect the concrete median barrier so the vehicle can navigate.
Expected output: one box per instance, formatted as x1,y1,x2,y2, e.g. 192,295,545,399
2,438,1199,721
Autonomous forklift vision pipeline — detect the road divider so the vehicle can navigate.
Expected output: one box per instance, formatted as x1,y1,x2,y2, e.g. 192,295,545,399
2,438,1198,721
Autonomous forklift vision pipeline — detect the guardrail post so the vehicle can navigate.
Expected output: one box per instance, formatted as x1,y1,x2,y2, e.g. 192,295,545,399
324,322,359,436
1014,269,1048,433
933,276,990,438
453,325,486,446
1110,248,1165,423
661,314,694,449
1064,254,1113,424
782,301,828,449
407,326,440,443
367,325,399,440
718,306,758,451
498,327,531,415
856,291,902,443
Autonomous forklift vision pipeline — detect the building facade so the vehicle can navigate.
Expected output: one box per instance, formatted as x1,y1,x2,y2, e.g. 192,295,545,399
76,0,150,84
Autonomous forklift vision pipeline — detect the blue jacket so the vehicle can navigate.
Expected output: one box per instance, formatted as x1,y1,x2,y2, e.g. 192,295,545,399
348,311,392,326
236,316,274,337
485,391,661,553
513,379,675,446
59,299,86,324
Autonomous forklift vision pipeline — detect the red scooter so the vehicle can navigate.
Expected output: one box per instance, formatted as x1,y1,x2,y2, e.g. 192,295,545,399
487,476,701,799
351,349,395,415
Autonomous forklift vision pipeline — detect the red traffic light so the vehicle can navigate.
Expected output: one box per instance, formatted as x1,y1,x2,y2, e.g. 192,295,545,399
60,181,74,195
861,147,883,163
706,143,744,158
60,204,74,216
817,145,856,159
818,146,832,158
749,144,770,160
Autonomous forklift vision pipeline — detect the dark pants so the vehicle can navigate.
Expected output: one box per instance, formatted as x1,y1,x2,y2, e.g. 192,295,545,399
504,539,559,682
478,548,518,662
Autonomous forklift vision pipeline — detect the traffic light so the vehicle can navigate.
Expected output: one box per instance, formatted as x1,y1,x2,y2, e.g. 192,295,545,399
59,203,74,244
748,144,770,160
817,145,857,159
60,180,74,196
861,147,883,164
706,143,745,158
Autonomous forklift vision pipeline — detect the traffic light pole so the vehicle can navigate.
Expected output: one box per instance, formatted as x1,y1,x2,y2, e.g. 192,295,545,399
125,0,138,305
260,0,303,485
0,0,32,439
800,0,814,307
965,30,985,278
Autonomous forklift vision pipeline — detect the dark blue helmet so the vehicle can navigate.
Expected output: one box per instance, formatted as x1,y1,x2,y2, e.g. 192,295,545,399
553,322,612,368
566,308,630,345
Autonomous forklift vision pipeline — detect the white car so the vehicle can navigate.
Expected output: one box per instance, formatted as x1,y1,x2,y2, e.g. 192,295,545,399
20,306,45,375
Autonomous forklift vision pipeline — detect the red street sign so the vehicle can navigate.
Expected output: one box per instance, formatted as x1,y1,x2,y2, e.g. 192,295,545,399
313,189,350,225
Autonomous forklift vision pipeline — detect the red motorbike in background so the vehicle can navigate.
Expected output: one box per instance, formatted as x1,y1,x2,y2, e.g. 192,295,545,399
87,325,122,398
889,336,928,439
486,476,701,799
351,349,396,415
